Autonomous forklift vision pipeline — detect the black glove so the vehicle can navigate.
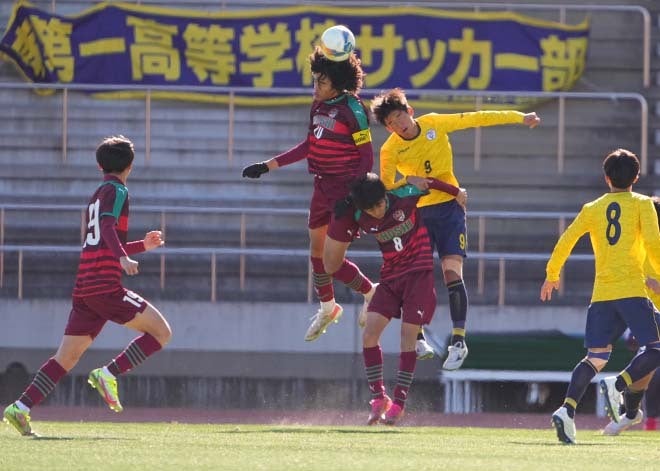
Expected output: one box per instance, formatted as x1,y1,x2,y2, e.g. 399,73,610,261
242,162,269,178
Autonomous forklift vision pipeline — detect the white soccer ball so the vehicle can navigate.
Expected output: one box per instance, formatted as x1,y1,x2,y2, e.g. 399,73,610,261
320,25,356,62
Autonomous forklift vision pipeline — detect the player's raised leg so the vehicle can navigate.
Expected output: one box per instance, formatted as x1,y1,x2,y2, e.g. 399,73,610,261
89,295,171,412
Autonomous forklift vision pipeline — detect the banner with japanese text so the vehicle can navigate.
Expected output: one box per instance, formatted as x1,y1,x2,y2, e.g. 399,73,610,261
0,1,590,106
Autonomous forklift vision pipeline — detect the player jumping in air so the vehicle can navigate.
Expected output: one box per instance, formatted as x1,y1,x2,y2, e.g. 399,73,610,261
3,136,172,436
241,45,376,342
371,88,540,369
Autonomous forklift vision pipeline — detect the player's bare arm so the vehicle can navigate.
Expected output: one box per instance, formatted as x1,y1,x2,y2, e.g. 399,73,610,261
540,279,559,301
523,112,541,128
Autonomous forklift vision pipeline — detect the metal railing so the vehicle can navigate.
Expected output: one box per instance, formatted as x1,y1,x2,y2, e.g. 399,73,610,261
0,82,650,175
0,244,593,306
0,204,592,306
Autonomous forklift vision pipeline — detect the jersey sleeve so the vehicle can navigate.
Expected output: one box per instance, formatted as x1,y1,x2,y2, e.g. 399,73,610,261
545,207,589,281
274,140,309,167
438,110,525,133
389,184,426,206
98,182,127,220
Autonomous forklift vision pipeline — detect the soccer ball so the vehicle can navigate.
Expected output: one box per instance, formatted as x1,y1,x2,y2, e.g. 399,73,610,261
319,25,356,62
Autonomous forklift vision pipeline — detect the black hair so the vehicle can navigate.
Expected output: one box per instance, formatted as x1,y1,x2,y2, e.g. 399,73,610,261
309,46,364,94
335,173,387,219
96,135,135,173
602,148,639,189
370,88,409,126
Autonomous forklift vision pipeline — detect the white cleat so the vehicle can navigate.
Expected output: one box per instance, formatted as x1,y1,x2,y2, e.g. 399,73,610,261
599,376,623,423
602,410,643,436
442,341,468,370
305,303,343,341
415,338,435,360
551,406,576,444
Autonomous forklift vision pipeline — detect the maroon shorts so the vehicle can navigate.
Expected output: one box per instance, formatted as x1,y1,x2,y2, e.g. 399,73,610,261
368,270,436,325
308,175,352,230
65,288,148,339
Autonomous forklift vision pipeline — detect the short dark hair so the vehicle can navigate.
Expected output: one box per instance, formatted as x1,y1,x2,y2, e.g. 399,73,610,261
350,173,387,211
370,88,409,125
602,148,639,189
96,135,134,173
309,46,364,94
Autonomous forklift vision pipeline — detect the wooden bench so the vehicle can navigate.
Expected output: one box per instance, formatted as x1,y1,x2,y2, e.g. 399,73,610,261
439,369,611,417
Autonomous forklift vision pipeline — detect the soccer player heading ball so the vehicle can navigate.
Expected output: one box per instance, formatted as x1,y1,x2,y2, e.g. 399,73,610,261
241,26,376,342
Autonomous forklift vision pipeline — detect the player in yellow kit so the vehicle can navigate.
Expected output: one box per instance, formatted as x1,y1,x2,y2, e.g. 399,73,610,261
602,196,660,435
370,88,540,368
540,149,660,444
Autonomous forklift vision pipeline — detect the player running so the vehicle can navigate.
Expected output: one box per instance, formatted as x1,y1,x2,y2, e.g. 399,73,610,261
3,136,172,436
540,149,660,444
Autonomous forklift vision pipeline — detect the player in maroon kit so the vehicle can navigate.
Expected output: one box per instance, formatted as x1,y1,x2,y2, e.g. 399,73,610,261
332,173,463,425
242,46,375,342
3,136,172,436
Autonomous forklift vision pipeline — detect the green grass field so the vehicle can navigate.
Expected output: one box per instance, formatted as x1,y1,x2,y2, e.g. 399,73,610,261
1,422,659,470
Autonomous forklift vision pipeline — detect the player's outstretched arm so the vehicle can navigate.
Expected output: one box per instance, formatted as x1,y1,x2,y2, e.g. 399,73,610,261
523,112,541,128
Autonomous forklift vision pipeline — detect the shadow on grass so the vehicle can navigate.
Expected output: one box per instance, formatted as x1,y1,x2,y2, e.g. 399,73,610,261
508,441,610,447
31,435,131,441
216,427,404,435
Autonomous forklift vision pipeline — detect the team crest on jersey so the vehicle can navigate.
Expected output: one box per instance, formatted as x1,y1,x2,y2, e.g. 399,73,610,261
426,129,436,140
328,108,338,118
393,209,405,222
314,126,324,139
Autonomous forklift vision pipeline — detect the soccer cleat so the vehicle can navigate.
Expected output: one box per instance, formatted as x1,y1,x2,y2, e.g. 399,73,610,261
442,341,468,370
551,406,576,444
602,410,643,436
88,368,123,412
304,303,343,341
415,338,435,360
382,403,404,425
358,283,378,328
367,395,392,425
3,403,33,436
599,376,622,423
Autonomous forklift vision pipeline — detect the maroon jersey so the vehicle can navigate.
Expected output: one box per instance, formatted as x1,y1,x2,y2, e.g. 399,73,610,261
306,93,372,177
73,176,130,297
341,185,434,281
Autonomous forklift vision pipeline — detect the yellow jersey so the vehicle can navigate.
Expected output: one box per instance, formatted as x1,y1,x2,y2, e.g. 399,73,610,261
546,191,660,302
379,111,525,208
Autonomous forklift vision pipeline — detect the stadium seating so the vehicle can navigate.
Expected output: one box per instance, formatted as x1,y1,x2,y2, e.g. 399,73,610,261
0,0,658,411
